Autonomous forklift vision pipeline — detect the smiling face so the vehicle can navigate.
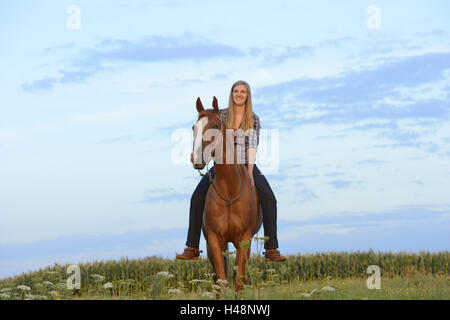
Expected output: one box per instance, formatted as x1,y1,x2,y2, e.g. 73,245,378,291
232,84,248,106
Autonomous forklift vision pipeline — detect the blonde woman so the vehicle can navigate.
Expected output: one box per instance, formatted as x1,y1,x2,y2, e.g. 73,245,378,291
176,80,286,262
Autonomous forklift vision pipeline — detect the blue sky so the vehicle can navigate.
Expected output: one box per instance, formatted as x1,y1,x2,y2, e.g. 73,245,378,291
1,0,449,278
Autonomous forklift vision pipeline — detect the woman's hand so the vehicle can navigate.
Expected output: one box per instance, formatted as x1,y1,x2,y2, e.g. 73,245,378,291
249,174,255,187
248,163,255,187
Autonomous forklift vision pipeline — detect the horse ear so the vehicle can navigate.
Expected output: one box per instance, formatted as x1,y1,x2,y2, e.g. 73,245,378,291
212,96,219,114
196,97,204,113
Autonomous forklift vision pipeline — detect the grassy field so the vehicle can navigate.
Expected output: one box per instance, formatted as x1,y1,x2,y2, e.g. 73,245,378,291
1,249,448,300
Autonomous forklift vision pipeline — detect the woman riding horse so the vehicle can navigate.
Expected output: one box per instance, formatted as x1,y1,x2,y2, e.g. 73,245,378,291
176,80,286,262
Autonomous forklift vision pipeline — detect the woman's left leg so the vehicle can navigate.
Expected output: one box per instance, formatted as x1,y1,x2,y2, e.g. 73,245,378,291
252,165,286,261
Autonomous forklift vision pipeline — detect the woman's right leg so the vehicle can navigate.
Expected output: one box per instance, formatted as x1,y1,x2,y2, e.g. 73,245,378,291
181,168,214,250
176,169,213,260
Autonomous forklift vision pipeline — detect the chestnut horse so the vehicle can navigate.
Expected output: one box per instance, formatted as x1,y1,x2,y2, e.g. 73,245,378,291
192,96,262,293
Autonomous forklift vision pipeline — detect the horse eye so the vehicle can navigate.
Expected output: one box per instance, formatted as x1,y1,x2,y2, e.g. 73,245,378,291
192,125,194,130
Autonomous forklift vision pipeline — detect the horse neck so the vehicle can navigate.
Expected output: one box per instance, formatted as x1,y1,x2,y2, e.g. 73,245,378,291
213,163,241,195
213,127,241,192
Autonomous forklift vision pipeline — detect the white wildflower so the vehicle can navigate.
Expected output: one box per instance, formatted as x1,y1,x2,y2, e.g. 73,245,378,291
42,281,53,286
189,279,203,284
90,274,105,282
201,292,214,298
321,286,335,292
0,293,11,299
301,288,321,298
168,288,182,295
216,279,229,286
156,271,174,278
266,269,276,273
189,279,210,284
301,293,312,298
103,282,114,289
26,293,46,300
56,282,66,290
17,285,31,291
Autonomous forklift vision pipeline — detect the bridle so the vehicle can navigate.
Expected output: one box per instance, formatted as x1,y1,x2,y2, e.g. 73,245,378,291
196,114,243,205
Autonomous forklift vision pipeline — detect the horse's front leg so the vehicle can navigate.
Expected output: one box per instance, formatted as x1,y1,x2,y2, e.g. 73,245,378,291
235,237,252,293
207,233,228,296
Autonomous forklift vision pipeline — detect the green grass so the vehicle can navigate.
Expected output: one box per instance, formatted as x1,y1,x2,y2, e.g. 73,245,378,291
164,273,449,300
1,250,448,300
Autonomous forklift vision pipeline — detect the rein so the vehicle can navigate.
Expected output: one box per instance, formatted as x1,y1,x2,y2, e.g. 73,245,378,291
197,114,243,204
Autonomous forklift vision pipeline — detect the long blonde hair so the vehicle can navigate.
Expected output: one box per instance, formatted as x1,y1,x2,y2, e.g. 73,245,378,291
225,80,254,131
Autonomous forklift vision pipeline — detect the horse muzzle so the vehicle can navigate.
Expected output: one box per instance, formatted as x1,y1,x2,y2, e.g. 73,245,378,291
191,152,204,168
193,163,206,170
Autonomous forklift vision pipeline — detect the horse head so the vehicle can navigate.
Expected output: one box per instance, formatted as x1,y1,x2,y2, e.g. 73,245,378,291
191,96,223,170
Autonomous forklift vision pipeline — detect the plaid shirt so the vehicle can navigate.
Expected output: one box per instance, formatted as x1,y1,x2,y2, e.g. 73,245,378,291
219,108,260,164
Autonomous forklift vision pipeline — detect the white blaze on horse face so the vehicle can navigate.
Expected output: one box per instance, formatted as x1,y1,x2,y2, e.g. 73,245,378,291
203,127,222,164
193,117,208,164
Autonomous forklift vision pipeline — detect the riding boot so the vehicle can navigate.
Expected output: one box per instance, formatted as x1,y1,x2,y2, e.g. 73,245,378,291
264,248,287,262
176,246,202,260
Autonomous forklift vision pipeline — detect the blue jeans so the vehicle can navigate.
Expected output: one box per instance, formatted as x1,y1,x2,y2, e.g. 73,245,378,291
185,164,279,249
